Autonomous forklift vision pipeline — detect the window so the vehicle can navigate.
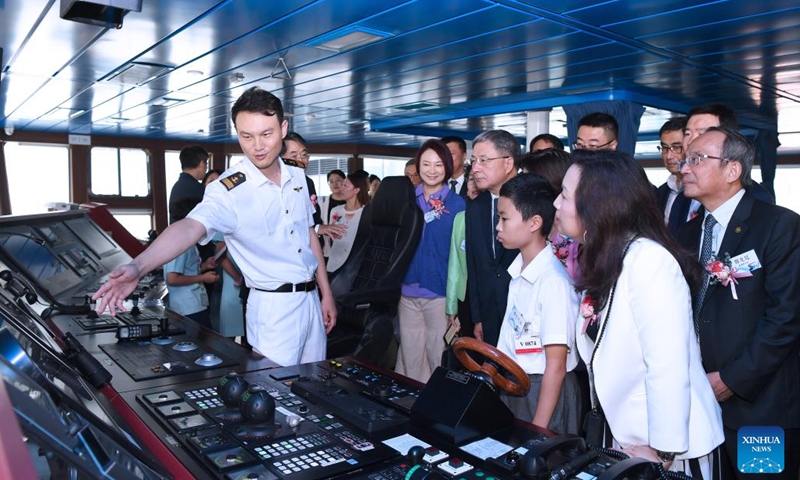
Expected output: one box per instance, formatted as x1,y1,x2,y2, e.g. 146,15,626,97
362,156,408,180
111,210,153,240
228,154,245,169
307,155,350,196
4,142,70,214
90,147,149,196
164,150,183,203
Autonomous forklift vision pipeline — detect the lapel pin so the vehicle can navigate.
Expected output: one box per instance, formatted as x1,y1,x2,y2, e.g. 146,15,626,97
293,186,303,192
735,226,742,234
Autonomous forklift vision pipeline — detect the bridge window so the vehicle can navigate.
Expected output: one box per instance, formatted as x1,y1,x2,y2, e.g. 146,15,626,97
4,142,70,214
90,147,149,197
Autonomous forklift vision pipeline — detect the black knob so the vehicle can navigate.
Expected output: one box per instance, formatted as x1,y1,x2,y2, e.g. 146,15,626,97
407,445,426,466
239,385,275,425
506,450,521,465
217,372,250,408
372,383,392,398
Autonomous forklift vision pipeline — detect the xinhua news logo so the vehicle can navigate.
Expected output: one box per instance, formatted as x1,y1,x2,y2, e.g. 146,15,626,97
738,426,784,474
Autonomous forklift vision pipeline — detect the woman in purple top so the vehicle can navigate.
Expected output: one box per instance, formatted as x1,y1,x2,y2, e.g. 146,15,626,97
395,139,467,383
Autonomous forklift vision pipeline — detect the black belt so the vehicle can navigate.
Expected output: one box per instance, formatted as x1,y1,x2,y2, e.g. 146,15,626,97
252,279,316,293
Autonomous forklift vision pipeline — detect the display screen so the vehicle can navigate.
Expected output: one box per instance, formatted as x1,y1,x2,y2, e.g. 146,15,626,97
0,234,70,284
64,218,118,258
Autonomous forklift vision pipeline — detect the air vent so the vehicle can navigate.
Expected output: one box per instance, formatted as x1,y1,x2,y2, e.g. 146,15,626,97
102,61,174,85
307,26,393,53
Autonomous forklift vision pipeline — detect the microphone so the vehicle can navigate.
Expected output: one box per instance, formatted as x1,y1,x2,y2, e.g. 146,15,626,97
549,449,600,480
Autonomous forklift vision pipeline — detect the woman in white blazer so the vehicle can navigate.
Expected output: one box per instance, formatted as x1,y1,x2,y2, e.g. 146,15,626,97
326,171,370,273
554,150,723,480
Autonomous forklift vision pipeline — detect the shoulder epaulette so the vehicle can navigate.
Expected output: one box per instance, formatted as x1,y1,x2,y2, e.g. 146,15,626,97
220,172,246,191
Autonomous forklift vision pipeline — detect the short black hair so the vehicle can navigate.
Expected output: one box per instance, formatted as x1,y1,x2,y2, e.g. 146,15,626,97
520,148,573,194
499,173,556,237
203,169,223,186
179,145,208,170
369,174,380,183
578,112,619,141
283,131,308,154
172,196,203,222
687,103,739,129
231,86,284,128
441,136,467,154
659,116,687,136
529,133,565,151
327,169,345,181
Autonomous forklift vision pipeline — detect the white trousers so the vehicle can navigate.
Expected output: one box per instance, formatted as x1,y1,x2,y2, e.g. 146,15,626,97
246,289,326,366
395,296,447,383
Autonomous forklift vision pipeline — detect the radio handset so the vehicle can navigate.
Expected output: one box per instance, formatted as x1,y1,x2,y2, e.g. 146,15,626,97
519,434,587,480
595,456,661,480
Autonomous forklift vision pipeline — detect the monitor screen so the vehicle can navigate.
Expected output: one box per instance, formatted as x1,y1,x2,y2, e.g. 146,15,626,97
64,218,118,258
0,234,70,284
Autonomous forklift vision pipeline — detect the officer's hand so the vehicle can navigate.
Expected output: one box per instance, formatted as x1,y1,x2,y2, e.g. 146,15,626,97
92,263,140,316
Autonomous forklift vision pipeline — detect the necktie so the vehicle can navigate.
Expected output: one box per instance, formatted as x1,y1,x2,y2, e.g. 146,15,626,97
492,197,501,258
450,180,458,192
693,214,717,336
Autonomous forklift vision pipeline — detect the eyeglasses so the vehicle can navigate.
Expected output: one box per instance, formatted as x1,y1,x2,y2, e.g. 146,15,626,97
657,144,684,155
677,152,730,170
571,140,615,151
468,155,510,166
286,152,310,161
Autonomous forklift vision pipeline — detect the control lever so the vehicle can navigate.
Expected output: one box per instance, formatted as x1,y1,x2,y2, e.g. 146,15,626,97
85,296,99,319
405,445,447,480
129,293,140,315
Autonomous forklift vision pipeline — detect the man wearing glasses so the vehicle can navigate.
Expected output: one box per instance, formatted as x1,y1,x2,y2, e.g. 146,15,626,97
464,129,520,346
573,112,618,151
656,117,694,234
677,127,800,480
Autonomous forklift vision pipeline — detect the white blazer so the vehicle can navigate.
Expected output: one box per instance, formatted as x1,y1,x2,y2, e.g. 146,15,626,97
326,205,364,273
576,238,723,460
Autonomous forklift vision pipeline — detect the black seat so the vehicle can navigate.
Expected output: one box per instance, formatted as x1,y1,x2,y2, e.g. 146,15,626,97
326,176,422,368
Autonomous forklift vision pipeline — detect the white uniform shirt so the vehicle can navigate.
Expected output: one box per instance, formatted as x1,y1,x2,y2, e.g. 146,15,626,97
188,158,317,290
498,248,579,374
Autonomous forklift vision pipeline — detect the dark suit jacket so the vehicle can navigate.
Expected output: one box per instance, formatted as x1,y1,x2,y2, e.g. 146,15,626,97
657,183,693,236
676,193,800,429
465,191,518,346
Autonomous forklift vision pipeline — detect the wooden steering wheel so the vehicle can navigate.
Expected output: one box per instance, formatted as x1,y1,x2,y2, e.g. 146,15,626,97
452,337,531,396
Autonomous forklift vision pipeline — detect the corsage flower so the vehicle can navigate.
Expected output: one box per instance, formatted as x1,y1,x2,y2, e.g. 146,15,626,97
705,253,752,300
427,195,449,220
551,235,571,267
331,211,342,224
580,294,597,334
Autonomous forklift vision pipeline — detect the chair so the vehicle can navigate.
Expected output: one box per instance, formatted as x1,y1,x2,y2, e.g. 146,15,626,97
326,176,422,368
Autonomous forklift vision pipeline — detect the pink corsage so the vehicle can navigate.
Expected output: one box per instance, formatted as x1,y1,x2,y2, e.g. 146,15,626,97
331,211,342,224
551,236,570,267
580,295,597,334
427,195,449,220
705,253,752,300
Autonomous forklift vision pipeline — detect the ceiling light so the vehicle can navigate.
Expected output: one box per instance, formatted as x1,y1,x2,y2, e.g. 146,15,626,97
307,26,393,53
186,69,204,77
230,72,245,83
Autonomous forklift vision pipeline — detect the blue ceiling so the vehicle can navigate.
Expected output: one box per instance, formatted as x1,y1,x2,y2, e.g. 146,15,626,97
1,0,799,147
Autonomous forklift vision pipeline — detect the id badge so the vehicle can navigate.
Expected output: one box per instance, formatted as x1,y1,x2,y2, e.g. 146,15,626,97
424,210,437,223
515,333,542,354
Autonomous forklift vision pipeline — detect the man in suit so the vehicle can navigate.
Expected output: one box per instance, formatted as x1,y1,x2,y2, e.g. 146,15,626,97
465,129,520,346
655,117,693,234
442,135,469,197
677,127,800,480
574,112,618,151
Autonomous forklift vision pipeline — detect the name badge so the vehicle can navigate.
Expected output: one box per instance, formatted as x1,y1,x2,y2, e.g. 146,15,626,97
731,249,762,272
460,238,466,251
515,333,542,354
424,210,438,223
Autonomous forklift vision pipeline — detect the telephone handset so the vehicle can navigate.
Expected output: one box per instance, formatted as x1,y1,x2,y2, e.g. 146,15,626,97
595,457,661,480
518,434,589,480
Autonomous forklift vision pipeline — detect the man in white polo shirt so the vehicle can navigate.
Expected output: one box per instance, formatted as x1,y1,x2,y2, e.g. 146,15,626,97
93,86,336,366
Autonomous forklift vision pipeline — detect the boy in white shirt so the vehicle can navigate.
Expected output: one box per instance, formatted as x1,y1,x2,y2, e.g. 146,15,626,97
495,174,581,434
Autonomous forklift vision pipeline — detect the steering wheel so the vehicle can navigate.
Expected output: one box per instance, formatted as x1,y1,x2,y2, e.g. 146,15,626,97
452,337,531,396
